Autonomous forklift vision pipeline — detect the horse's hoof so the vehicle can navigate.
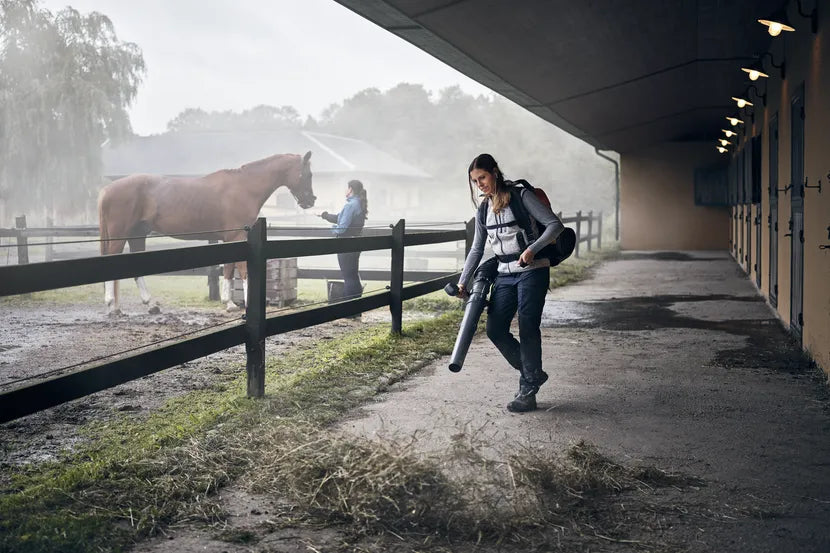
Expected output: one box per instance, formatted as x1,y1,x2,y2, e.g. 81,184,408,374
148,305,161,315
107,308,123,318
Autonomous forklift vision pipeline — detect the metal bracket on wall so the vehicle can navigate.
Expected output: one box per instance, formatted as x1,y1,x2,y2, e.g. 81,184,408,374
804,177,822,193
777,183,792,194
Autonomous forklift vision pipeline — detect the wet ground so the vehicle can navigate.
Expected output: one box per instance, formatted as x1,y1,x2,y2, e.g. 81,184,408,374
335,250,830,552
5,251,830,552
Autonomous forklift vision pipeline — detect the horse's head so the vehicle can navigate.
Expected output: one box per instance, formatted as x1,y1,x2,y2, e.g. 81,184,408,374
286,151,315,209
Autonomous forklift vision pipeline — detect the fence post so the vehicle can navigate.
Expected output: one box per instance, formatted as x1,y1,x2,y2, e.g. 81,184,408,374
245,217,267,398
207,239,220,301
465,218,475,257
574,210,582,258
587,210,593,252
14,215,28,265
390,219,405,335
46,217,53,262
597,211,603,250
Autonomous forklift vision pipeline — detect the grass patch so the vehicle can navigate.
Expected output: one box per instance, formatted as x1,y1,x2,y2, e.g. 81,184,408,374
0,314,462,553
0,276,333,310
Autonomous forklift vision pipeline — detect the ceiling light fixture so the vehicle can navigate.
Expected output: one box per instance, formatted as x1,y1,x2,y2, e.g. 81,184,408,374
732,96,754,108
718,138,733,147
758,8,795,36
726,116,745,126
722,129,738,138
717,146,728,153
741,60,770,81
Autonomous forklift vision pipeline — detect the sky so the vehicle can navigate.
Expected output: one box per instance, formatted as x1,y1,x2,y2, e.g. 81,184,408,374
38,0,494,136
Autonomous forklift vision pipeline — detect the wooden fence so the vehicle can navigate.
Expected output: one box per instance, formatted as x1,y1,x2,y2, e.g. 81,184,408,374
0,211,603,423
1,210,604,270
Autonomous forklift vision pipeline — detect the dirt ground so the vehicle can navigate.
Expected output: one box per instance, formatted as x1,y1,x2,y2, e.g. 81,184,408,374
3,252,830,552
0,296,377,466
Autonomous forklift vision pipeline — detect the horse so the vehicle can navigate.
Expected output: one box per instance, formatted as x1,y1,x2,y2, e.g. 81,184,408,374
98,151,314,315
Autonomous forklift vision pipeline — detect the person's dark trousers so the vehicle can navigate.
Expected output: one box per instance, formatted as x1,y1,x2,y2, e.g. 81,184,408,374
485,267,550,392
337,251,362,299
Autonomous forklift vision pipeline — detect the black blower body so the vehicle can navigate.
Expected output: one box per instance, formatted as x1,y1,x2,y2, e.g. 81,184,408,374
443,257,499,372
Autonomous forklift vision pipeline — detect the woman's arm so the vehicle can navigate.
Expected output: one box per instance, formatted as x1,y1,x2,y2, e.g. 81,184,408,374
320,211,339,224
522,190,565,255
457,216,486,289
331,201,361,236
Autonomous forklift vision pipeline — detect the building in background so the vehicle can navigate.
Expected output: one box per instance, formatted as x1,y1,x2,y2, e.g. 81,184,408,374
102,129,433,225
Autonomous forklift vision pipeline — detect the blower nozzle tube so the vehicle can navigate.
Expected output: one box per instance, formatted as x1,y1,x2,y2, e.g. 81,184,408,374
445,257,498,372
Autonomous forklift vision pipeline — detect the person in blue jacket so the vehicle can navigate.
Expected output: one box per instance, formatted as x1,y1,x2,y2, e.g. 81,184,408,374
320,180,368,300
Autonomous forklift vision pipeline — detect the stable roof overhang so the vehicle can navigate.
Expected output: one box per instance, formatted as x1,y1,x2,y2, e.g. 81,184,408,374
334,0,781,153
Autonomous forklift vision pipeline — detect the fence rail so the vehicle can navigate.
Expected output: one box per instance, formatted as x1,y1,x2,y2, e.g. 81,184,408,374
0,210,603,423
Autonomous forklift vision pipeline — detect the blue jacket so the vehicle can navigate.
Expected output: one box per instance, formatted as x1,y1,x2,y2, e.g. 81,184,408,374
322,196,365,236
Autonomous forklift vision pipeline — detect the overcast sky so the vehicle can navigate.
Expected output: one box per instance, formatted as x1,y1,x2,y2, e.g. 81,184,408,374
39,0,494,136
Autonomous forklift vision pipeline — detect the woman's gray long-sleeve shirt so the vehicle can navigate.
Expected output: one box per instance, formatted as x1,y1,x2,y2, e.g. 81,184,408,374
458,189,564,288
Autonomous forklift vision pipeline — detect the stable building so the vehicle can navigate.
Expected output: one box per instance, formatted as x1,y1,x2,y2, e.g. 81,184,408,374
332,0,830,375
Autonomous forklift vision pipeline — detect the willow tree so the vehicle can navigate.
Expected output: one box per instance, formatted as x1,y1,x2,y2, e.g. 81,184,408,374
0,0,145,224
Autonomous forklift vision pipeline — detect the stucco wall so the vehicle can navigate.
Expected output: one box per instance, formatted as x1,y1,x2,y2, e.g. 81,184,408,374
729,6,830,375
620,142,728,250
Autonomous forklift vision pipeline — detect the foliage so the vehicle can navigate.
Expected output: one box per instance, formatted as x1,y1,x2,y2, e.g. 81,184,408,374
0,0,144,221
160,83,617,222
315,83,618,218
166,104,302,133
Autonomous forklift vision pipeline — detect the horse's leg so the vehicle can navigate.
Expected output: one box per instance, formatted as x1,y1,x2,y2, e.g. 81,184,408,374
221,263,238,311
128,235,160,314
236,261,249,309
103,237,127,316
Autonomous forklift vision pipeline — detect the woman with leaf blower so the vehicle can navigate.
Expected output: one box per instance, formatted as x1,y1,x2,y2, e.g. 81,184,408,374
456,153,565,412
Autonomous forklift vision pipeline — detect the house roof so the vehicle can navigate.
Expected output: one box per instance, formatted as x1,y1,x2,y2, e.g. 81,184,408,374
102,129,430,178
333,0,781,153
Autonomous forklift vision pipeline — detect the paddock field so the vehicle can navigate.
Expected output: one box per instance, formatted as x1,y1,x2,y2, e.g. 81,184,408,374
0,275,451,466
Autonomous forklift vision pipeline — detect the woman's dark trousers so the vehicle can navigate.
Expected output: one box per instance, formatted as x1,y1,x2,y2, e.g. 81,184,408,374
337,251,362,299
486,267,549,393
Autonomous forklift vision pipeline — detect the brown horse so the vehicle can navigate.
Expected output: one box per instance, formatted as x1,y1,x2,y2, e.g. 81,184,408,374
98,151,314,314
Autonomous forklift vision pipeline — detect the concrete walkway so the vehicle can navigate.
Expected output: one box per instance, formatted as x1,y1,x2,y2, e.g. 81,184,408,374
341,251,830,552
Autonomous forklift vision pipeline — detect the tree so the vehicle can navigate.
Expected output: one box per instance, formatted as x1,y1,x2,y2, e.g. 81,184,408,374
317,84,616,217
0,0,144,223
166,104,303,133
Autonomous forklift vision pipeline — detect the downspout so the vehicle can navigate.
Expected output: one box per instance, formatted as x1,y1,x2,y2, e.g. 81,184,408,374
594,148,620,241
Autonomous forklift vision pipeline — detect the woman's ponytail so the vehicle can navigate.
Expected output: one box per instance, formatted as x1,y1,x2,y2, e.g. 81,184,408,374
348,179,368,221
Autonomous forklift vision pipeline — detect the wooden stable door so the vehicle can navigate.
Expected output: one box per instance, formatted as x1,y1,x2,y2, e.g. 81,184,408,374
790,86,805,341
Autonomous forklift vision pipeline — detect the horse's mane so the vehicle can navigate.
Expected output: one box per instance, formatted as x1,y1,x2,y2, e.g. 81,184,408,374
237,153,297,173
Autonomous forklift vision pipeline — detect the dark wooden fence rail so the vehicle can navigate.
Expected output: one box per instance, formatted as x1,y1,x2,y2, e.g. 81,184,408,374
0,210,603,423
0,218,466,423
1,211,603,267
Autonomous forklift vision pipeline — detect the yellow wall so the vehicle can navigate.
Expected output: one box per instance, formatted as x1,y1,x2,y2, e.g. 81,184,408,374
620,142,728,250
623,8,830,375
728,5,830,374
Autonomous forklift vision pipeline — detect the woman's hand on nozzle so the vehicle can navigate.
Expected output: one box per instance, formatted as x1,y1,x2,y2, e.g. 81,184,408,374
456,284,468,298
